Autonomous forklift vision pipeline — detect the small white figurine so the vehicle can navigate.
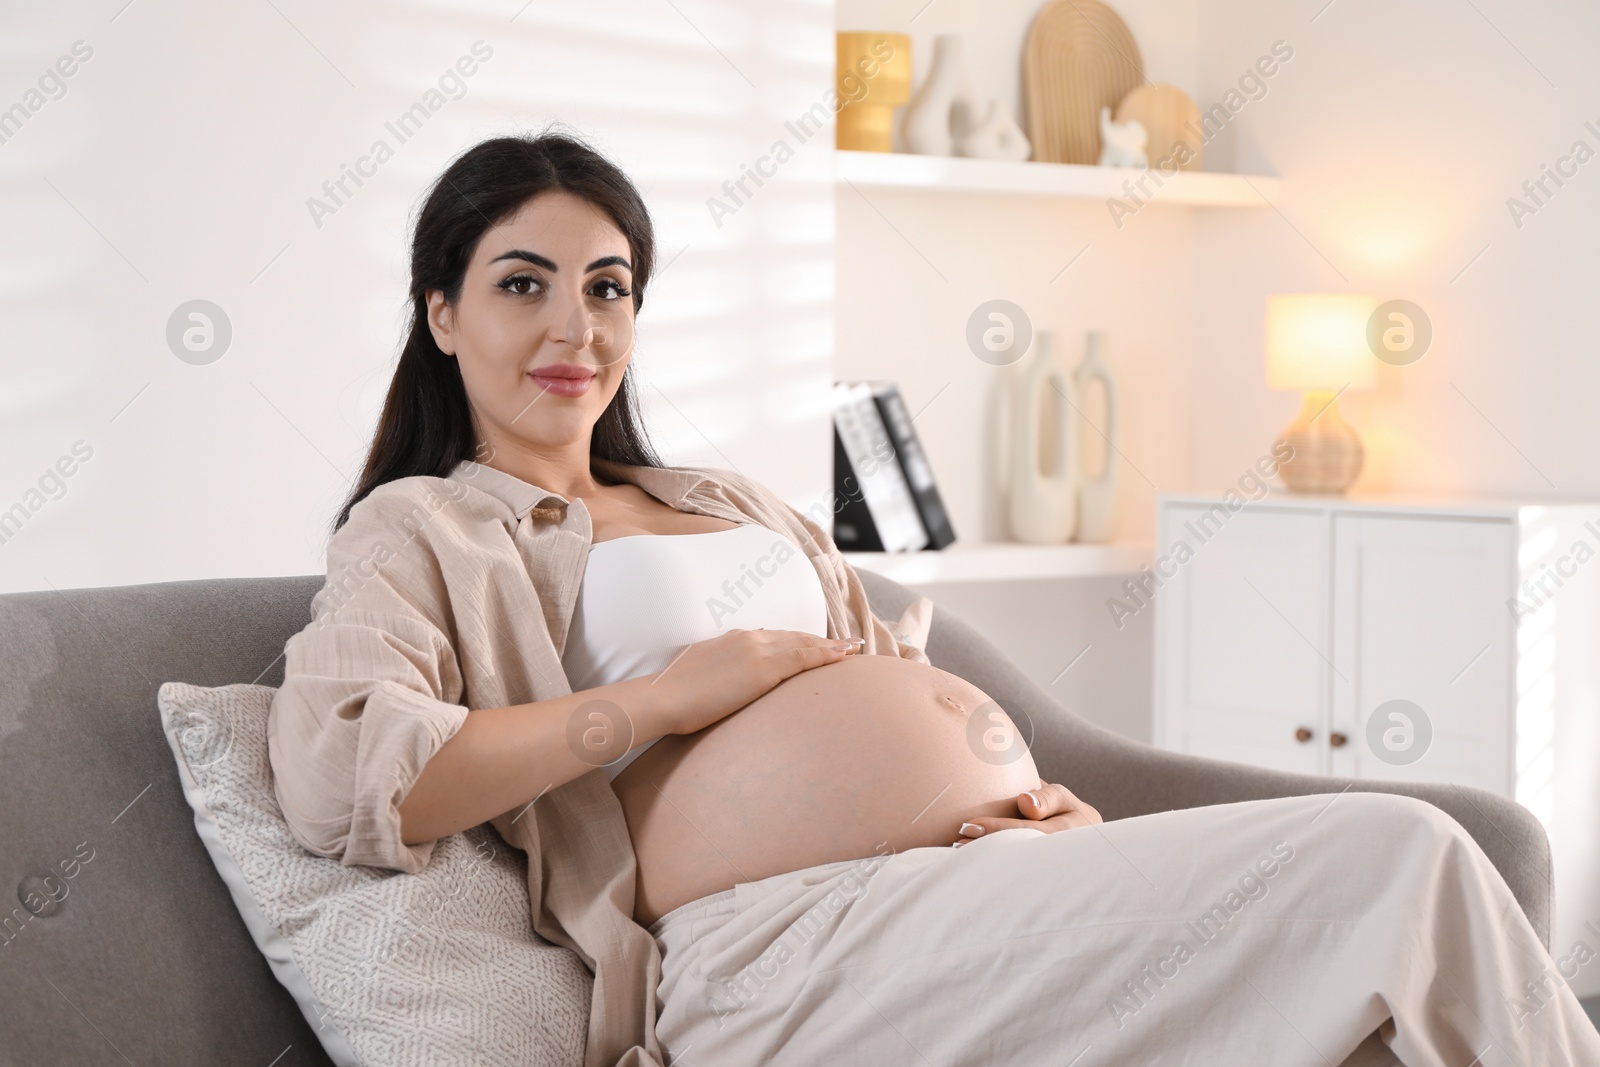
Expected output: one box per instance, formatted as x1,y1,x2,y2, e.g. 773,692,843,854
1097,106,1147,168
955,99,1032,162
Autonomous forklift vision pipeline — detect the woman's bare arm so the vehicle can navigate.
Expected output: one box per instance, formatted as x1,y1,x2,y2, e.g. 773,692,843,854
397,672,674,845
397,629,858,845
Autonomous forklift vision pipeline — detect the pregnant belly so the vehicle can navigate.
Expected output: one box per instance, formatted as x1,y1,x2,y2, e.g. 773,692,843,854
611,655,1040,927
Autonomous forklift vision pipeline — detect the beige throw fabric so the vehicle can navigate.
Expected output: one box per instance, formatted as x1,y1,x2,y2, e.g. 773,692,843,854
266,457,935,1067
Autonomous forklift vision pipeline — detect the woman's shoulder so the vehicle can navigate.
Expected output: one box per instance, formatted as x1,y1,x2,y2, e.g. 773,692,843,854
333,474,504,559
349,472,517,522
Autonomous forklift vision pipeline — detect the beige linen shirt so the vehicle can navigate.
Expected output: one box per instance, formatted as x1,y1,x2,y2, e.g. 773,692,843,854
266,456,934,1067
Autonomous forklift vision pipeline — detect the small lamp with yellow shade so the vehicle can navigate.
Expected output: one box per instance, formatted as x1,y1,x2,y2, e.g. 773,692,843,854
1265,293,1379,494
835,33,910,151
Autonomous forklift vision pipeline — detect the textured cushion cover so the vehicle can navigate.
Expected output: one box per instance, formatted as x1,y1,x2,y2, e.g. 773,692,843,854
157,680,591,1066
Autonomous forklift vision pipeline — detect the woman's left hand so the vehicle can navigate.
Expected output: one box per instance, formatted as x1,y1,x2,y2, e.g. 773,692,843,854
952,782,1101,847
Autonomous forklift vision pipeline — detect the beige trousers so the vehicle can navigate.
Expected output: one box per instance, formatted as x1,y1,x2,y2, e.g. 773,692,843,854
650,792,1600,1066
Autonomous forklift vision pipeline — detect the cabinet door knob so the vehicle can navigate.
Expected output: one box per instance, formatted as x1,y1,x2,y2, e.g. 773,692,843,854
1295,727,1313,743
1329,731,1349,748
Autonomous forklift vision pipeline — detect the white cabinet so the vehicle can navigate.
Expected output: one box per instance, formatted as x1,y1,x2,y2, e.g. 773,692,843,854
1153,492,1600,994
1329,516,1514,794
1160,507,1329,775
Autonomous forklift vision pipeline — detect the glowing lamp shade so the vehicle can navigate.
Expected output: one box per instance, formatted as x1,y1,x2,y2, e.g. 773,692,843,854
1266,294,1379,392
1264,294,1379,494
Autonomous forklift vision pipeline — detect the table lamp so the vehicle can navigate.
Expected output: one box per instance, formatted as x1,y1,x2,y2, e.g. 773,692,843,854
836,33,910,151
1265,293,1378,494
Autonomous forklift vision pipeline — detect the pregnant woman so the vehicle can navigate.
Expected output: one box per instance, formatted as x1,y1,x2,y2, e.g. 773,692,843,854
267,134,1600,1066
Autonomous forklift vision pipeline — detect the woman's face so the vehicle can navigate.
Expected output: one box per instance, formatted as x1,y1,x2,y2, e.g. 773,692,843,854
427,189,636,461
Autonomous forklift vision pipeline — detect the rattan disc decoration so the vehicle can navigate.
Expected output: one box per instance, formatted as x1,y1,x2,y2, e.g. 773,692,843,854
1023,0,1145,165
1116,83,1204,170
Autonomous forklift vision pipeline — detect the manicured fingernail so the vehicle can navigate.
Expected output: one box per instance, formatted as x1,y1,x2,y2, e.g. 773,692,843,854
831,641,855,651
1024,791,1042,809
951,839,968,848
959,822,984,837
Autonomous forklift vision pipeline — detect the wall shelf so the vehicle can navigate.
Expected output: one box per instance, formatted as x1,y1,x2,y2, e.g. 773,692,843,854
837,150,1281,207
844,540,1152,585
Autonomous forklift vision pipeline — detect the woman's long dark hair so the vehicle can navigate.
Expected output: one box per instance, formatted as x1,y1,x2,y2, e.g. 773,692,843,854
331,131,664,534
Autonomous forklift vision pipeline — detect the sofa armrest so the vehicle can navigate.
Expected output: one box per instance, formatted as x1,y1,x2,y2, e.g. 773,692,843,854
854,568,1555,950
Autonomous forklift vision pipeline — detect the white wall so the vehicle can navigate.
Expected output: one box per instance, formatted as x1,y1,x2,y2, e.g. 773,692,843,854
1191,0,1600,500
0,0,835,594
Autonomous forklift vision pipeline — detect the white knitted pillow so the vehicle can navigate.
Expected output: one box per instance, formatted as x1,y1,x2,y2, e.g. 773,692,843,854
157,681,591,1067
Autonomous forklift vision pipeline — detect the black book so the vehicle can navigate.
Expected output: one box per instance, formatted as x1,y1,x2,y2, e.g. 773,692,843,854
831,426,886,551
866,380,956,550
831,381,927,552
830,381,956,553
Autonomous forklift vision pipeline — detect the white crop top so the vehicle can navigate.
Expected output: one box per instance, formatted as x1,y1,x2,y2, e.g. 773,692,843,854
560,522,829,781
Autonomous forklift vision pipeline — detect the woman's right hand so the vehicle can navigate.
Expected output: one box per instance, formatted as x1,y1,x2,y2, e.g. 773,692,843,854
649,628,862,735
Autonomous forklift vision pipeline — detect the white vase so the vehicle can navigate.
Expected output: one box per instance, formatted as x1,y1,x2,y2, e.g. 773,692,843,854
1073,331,1119,542
1007,331,1078,543
955,98,1031,162
902,35,970,156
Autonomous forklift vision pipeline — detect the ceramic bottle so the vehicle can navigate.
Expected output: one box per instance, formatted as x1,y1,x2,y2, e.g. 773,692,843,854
1007,331,1078,543
902,35,970,156
1073,330,1119,542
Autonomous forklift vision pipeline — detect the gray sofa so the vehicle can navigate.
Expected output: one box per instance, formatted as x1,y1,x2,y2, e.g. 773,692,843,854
0,569,1554,1066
